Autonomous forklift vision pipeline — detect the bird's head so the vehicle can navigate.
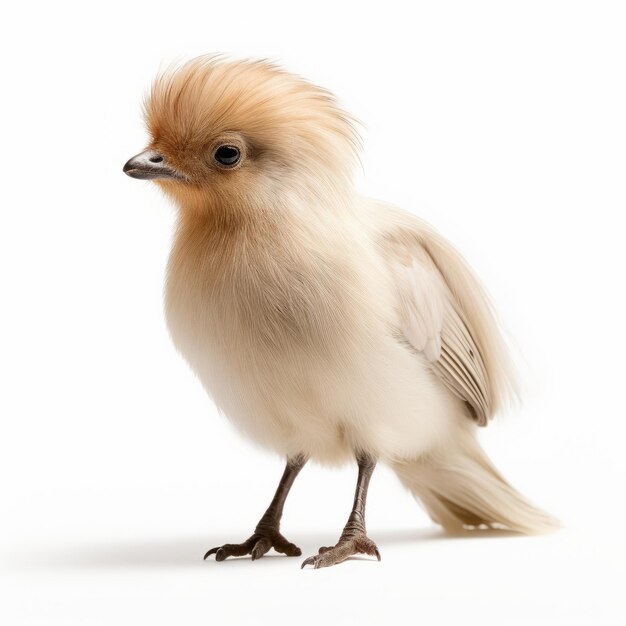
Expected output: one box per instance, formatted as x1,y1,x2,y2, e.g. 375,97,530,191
124,57,360,215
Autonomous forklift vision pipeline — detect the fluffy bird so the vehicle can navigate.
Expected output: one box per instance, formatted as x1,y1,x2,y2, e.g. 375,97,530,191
124,56,556,569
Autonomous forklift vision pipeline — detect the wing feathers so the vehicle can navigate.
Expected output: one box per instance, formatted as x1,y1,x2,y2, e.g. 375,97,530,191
437,348,488,421
379,207,519,425
397,260,443,361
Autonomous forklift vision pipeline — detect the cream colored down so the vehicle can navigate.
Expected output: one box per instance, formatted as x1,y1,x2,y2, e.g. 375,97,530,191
147,57,555,533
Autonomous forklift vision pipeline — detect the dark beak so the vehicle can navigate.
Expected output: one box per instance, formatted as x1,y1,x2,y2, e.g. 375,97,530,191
123,150,182,180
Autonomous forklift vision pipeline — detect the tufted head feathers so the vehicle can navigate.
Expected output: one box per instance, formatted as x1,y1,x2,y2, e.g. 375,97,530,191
124,56,360,213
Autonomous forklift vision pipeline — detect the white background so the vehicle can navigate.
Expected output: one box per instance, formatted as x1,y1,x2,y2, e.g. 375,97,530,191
1,1,625,624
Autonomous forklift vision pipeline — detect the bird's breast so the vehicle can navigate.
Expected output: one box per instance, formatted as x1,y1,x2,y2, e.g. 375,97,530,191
163,224,362,398
161,221,456,463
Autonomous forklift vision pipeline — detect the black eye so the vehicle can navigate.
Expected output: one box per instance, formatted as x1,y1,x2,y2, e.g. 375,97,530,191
214,145,241,166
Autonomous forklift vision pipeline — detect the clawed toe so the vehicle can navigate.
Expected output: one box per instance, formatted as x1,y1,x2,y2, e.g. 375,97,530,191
203,539,253,561
301,535,381,569
204,532,300,562
273,539,302,557
203,547,219,560
300,555,318,569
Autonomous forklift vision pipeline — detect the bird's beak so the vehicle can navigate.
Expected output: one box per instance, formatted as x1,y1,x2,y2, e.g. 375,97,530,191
123,150,182,180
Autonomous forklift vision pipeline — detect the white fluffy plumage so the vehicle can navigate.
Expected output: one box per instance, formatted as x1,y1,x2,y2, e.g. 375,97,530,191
125,57,556,565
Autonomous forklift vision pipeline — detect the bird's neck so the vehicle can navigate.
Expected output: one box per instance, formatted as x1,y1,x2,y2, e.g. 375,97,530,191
170,182,356,244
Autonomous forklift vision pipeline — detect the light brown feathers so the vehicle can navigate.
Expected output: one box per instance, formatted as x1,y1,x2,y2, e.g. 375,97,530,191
144,56,360,215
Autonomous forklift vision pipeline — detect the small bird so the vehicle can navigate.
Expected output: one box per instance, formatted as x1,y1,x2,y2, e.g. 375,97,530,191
124,56,556,569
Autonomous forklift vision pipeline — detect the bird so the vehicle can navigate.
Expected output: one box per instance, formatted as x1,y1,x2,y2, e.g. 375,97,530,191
123,56,556,569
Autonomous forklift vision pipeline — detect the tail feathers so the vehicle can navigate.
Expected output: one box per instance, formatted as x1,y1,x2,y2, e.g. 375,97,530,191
393,435,558,535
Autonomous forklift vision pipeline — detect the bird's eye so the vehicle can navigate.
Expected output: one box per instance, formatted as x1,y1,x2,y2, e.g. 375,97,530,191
213,145,241,167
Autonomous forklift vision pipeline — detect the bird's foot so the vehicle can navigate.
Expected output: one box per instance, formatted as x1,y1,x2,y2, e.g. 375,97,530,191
204,529,301,562
301,533,381,569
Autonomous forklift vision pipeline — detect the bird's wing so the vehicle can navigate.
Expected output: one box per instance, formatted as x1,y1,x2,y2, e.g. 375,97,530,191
377,206,519,425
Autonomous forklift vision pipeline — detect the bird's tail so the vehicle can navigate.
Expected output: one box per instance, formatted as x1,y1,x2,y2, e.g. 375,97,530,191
392,431,558,534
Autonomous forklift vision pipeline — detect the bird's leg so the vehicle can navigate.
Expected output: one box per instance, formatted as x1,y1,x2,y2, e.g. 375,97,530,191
204,454,306,562
301,453,380,569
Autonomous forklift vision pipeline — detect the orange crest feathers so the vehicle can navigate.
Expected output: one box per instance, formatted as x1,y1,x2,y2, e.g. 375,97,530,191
144,56,361,185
